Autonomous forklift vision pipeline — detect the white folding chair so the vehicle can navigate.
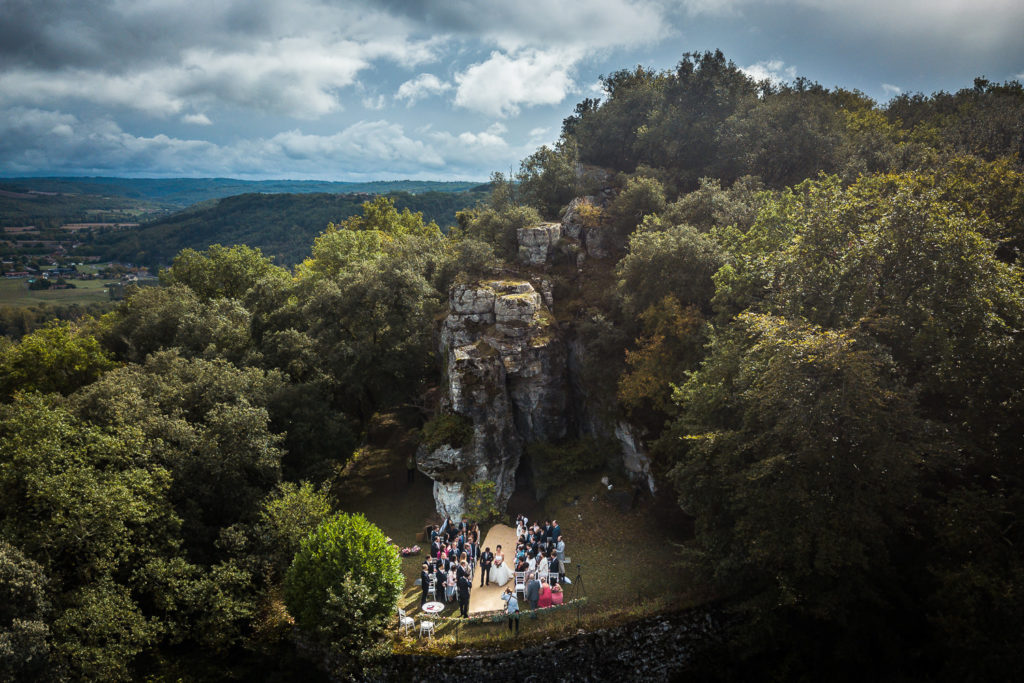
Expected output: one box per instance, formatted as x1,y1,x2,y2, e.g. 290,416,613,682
419,618,435,638
397,607,414,635
547,572,559,586
427,576,437,601
514,571,527,599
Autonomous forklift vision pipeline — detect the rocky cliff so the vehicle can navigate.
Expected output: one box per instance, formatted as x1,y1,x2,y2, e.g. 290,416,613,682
417,279,568,518
418,191,655,519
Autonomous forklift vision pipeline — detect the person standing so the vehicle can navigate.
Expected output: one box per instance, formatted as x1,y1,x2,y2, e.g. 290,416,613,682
501,588,520,635
525,573,541,610
420,563,430,606
479,546,494,586
457,563,472,617
551,520,561,544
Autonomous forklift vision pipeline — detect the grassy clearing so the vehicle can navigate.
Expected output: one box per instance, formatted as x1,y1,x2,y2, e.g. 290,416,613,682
332,411,698,653
0,278,111,307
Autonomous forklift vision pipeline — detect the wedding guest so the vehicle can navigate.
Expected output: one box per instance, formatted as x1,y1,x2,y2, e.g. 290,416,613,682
551,519,562,542
525,573,541,610
537,553,549,577
434,564,446,598
551,582,564,606
420,563,430,606
458,569,472,617
548,550,561,578
538,580,553,608
445,567,457,602
556,535,566,566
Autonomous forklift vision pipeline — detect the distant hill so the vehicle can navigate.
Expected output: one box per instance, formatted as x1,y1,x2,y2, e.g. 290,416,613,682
86,190,489,268
0,177,486,209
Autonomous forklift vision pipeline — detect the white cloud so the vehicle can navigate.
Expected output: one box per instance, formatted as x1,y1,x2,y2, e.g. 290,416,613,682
881,83,902,97
454,49,580,117
741,59,797,85
182,113,212,125
0,15,440,120
395,73,453,106
0,108,523,179
362,95,387,110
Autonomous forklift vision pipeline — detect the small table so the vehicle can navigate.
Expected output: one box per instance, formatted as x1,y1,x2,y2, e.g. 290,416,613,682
422,601,445,614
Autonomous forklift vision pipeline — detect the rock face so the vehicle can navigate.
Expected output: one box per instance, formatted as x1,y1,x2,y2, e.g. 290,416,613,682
561,195,615,259
418,279,568,518
615,421,655,494
517,222,561,266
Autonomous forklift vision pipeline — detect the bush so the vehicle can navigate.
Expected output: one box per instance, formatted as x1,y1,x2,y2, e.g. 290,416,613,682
464,480,500,523
419,413,474,451
283,513,402,677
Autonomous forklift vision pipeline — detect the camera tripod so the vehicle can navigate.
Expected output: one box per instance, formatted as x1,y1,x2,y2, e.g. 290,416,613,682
569,562,585,627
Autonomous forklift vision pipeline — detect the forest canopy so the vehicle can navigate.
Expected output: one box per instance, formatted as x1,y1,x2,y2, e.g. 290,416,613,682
1,51,1022,680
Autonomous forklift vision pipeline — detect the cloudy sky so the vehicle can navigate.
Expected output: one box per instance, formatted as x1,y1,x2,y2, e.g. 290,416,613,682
1,0,1022,181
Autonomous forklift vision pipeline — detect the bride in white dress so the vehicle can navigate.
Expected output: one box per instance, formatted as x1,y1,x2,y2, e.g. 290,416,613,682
488,545,512,586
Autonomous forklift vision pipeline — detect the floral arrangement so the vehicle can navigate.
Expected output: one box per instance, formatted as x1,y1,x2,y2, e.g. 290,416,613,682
400,545,421,557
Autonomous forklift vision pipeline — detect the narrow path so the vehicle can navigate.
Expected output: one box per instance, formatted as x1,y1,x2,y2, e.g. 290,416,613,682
468,523,518,614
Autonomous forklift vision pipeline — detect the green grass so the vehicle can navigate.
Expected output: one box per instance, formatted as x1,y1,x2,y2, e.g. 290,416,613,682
331,410,699,653
0,278,111,307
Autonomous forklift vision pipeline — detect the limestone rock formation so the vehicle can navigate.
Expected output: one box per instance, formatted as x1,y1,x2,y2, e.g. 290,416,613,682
516,222,561,266
561,195,614,259
418,279,568,518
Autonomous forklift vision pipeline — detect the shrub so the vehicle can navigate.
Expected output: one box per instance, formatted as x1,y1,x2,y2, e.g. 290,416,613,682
283,513,402,677
419,413,474,451
464,480,500,523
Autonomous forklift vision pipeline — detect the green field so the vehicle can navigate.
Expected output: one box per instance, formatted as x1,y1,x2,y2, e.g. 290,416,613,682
0,278,111,307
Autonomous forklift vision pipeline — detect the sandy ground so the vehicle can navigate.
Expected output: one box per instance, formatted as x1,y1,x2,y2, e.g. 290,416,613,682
468,523,518,615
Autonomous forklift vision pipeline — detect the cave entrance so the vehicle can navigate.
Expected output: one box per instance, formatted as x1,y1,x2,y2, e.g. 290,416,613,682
507,450,543,521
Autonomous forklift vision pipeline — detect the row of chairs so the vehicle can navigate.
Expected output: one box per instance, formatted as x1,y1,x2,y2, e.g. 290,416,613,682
513,570,560,600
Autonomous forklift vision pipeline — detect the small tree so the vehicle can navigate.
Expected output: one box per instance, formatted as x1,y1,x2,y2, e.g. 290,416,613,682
463,480,500,523
283,513,402,678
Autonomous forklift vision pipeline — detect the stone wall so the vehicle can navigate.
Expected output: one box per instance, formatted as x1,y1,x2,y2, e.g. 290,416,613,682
381,608,724,682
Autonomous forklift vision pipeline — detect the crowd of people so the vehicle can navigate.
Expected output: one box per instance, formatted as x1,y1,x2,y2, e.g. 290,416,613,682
416,514,570,630
419,518,481,617
502,515,568,633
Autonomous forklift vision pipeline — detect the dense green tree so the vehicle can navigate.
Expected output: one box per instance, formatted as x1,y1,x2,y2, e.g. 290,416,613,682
70,352,285,557
616,223,723,316
0,321,115,398
516,140,580,218
283,513,402,678
664,314,937,674
606,176,667,239
161,244,292,301
99,284,254,365
0,540,53,682
254,482,333,579
660,176,767,235
455,204,542,261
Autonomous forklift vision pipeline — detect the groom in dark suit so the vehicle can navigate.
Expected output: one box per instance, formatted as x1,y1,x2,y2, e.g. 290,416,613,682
479,546,494,586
